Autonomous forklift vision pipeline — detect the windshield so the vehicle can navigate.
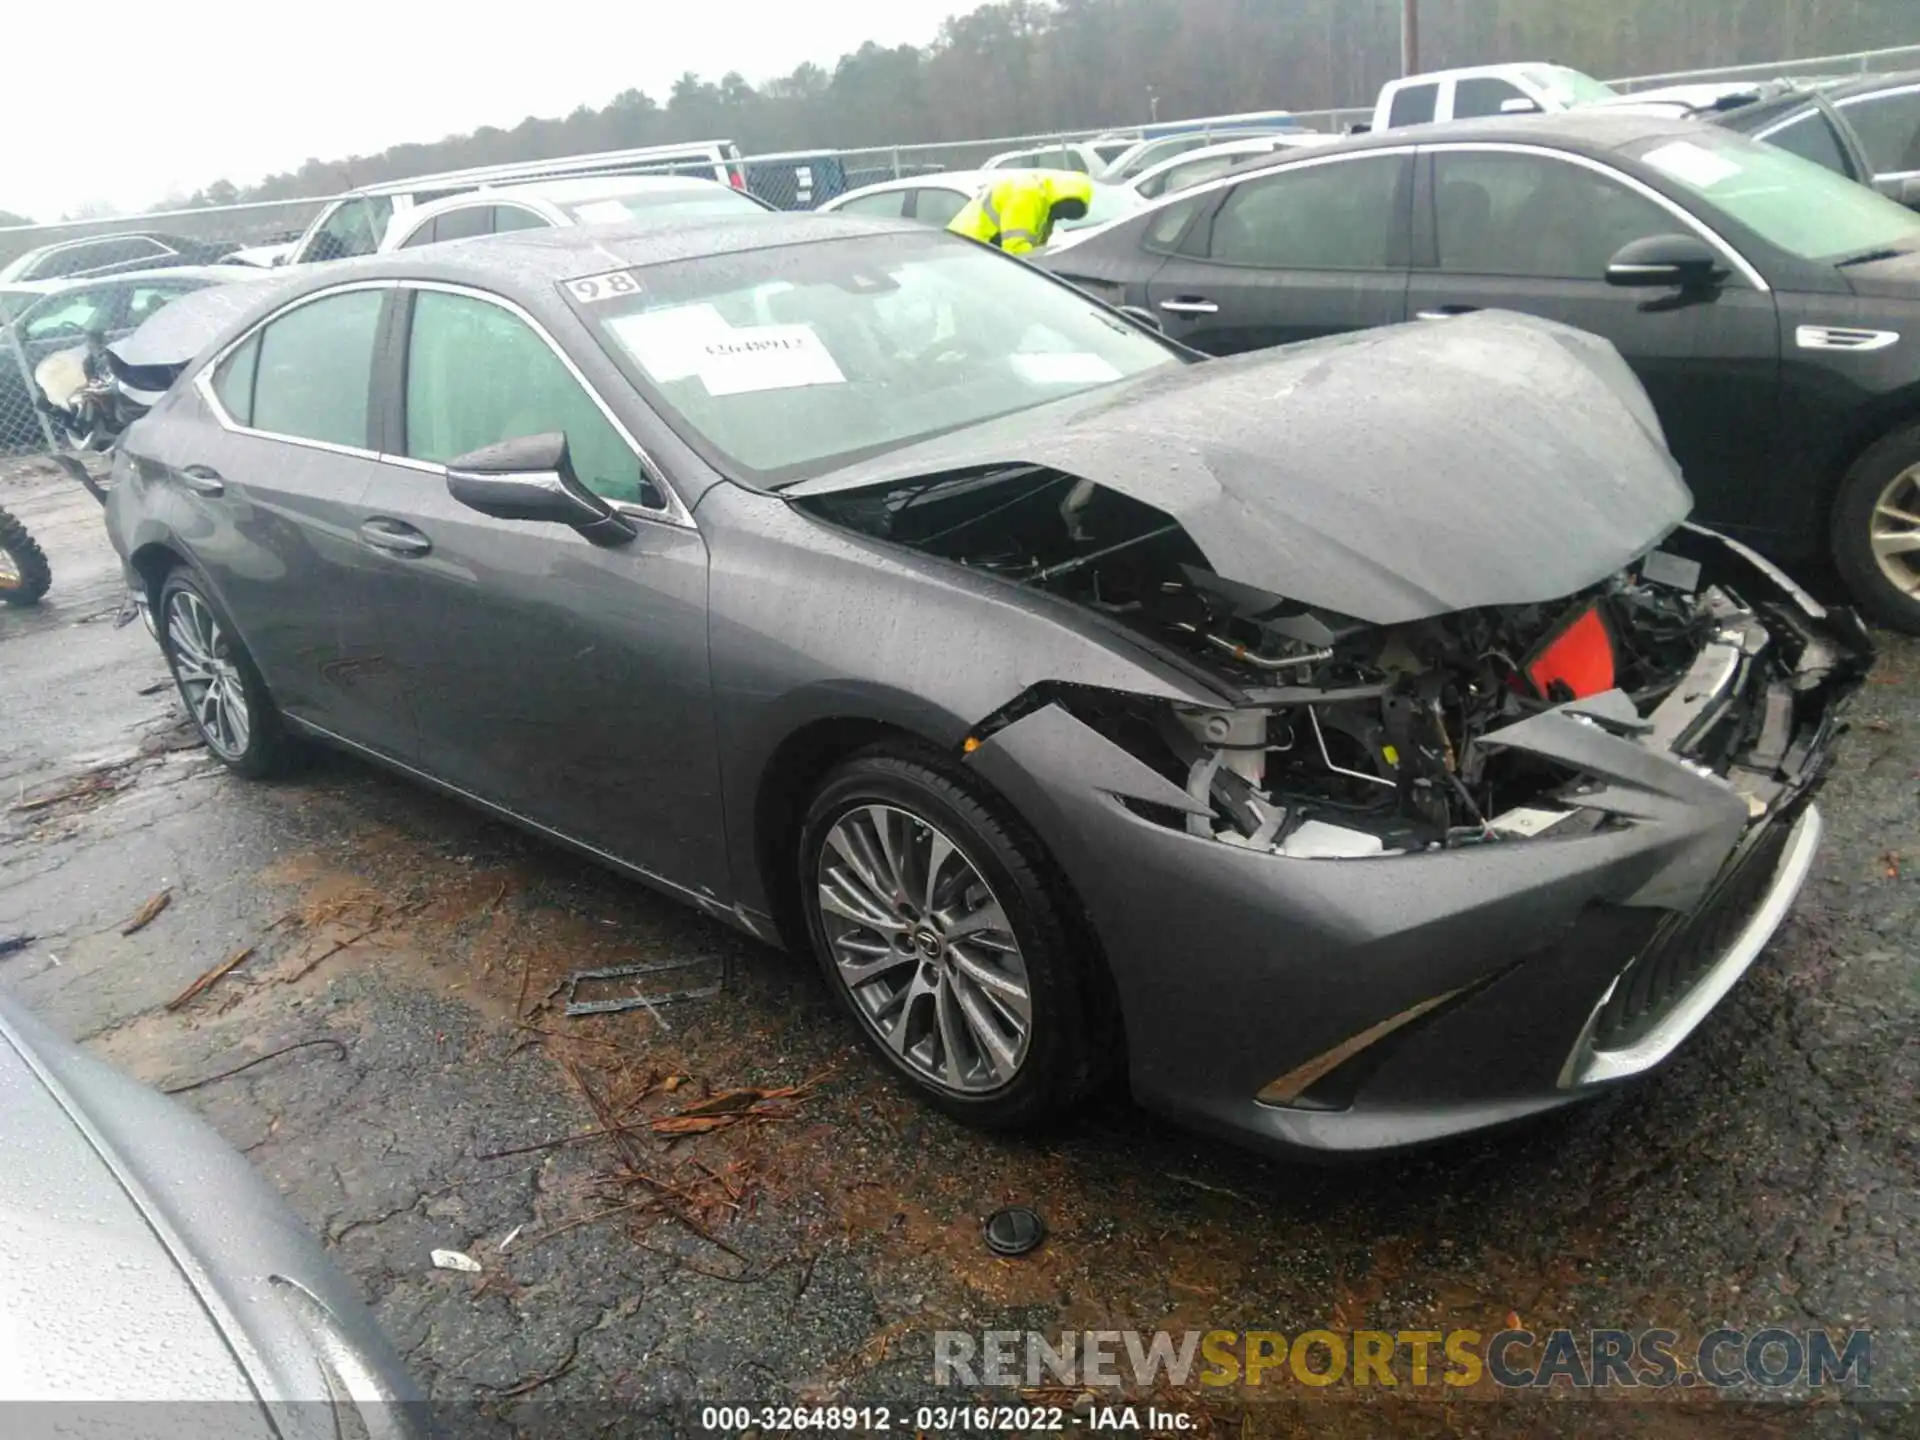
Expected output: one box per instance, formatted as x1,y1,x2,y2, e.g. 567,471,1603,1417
1524,65,1619,107
580,232,1178,487
1630,128,1920,263
561,191,764,225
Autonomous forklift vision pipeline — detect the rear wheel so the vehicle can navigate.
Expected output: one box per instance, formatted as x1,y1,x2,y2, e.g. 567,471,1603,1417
1832,426,1920,634
798,745,1113,1130
0,508,50,606
157,569,298,777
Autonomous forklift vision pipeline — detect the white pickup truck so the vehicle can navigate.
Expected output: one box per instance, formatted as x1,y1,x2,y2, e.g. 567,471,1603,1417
1370,62,1619,130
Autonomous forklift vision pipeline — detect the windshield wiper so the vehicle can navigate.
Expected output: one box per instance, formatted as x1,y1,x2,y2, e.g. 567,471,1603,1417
1834,246,1911,268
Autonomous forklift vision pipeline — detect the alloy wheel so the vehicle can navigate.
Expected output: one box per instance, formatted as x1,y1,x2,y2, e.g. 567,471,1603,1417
0,547,19,590
1871,463,1920,598
166,589,252,760
815,803,1033,1095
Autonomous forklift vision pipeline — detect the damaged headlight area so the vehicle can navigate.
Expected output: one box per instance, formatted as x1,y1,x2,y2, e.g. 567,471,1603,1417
800,467,1871,859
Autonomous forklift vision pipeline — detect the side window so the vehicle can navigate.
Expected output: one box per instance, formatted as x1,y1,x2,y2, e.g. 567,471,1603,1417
834,191,910,219
910,189,968,227
24,288,117,340
305,198,393,262
212,333,260,426
1760,109,1849,177
432,206,493,244
1387,83,1439,128
397,221,439,250
1204,157,1403,269
1453,78,1530,119
1142,196,1202,252
1838,88,1920,175
1433,151,1672,280
250,290,383,447
491,206,545,233
404,290,646,505
125,284,195,328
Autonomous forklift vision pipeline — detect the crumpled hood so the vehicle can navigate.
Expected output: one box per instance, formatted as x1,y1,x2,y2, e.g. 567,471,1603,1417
109,275,295,371
789,310,1690,624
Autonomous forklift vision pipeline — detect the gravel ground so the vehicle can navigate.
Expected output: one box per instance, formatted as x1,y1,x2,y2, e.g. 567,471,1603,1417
2,454,1915,1437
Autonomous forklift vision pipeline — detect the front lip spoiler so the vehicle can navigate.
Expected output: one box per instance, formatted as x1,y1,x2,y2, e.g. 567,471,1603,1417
1557,803,1822,1088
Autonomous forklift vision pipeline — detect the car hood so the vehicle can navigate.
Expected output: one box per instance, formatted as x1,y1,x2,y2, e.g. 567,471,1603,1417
0,996,423,1431
788,310,1689,625
109,275,295,371
1838,245,1920,298
0,1009,260,1407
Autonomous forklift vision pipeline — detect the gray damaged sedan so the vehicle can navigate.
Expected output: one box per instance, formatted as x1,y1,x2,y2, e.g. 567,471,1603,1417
0,994,422,1435
101,215,1870,1154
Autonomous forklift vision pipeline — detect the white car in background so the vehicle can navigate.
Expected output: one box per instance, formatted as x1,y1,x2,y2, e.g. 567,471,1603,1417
1127,132,1339,199
378,175,771,252
817,169,1145,242
980,142,1111,174
1371,62,1619,129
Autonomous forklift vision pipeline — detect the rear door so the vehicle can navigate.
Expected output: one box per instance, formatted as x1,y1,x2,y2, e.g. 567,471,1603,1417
1405,144,1780,530
1141,151,1413,353
349,284,727,894
152,285,402,747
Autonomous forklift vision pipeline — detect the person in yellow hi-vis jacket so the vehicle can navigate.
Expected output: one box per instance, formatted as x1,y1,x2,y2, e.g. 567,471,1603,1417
946,172,1094,255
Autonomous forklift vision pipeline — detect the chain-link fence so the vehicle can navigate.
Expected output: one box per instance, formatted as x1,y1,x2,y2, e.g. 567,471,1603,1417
5,39,1919,458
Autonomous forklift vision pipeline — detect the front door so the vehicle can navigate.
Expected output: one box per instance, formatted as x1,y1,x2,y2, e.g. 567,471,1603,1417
1142,152,1413,354
1406,146,1781,534
351,286,728,897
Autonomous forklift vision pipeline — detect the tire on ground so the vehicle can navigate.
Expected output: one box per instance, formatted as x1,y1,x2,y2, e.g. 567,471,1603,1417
1832,423,1920,635
156,567,301,778
797,742,1117,1131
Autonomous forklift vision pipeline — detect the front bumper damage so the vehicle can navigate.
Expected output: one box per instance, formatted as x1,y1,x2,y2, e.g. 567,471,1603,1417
964,530,1870,1154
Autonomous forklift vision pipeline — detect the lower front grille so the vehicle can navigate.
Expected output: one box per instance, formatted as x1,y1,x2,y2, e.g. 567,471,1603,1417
1589,814,1797,1053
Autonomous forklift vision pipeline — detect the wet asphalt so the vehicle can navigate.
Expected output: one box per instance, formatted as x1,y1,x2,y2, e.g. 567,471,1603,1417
1,454,1916,1438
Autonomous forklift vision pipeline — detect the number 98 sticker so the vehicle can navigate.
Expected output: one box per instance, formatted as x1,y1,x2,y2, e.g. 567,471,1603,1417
566,271,641,304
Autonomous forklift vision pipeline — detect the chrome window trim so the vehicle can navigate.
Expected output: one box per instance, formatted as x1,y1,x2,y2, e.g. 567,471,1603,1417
193,278,393,462
1419,140,1771,292
192,277,695,529
1126,144,1422,219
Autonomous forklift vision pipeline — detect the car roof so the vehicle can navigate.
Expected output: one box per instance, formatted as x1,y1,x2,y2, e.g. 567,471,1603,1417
303,211,914,290
1799,67,1920,102
832,168,1112,204
439,174,739,206
1262,107,1729,159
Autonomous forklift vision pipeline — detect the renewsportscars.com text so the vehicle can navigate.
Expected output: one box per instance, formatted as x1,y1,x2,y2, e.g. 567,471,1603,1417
933,1327,1873,1391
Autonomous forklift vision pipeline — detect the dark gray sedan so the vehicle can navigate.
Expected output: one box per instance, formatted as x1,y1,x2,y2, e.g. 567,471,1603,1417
102,215,1868,1154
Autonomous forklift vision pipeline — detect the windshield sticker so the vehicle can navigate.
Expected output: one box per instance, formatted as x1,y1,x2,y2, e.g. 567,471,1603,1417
1010,351,1123,384
565,270,643,304
606,304,736,380
572,200,635,224
694,324,847,395
1640,141,1743,189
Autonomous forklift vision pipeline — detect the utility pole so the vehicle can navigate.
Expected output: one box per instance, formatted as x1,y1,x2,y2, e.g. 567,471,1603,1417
1401,0,1420,76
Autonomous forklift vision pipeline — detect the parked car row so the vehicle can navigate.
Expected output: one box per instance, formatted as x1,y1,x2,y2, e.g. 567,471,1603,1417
1043,107,1920,634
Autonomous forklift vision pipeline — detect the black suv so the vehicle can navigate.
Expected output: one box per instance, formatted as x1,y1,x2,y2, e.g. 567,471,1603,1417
1043,110,1920,631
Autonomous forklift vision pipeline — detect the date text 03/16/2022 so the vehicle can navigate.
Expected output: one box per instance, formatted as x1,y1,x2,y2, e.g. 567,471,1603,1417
698,1404,1194,1432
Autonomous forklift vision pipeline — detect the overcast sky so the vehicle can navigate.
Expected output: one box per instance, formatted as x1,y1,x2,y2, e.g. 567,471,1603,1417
1,0,967,222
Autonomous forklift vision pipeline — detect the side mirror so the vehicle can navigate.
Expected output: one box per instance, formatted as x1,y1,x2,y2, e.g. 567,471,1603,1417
1605,233,1728,291
1499,96,1544,114
445,432,636,547
1117,304,1163,333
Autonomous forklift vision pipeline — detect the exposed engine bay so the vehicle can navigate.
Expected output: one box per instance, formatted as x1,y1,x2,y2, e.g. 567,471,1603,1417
797,464,1871,857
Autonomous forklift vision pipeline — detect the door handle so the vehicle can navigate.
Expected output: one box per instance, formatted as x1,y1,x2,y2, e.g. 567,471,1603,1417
1415,306,1480,320
1157,297,1220,315
178,465,224,496
358,518,432,557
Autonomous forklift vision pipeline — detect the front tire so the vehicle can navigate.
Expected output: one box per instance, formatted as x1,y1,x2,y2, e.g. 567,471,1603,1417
798,744,1112,1130
1832,426,1920,634
0,508,50,606
157,569,298,777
